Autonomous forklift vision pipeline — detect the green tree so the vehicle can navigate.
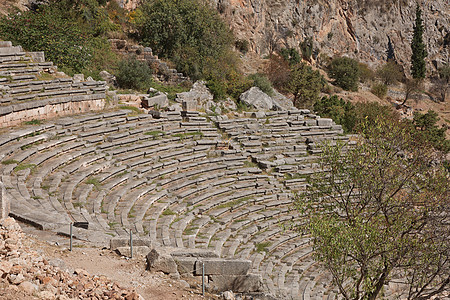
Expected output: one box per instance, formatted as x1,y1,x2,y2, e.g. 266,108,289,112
411,110,450,153
296,117,450,300
327,57,360,91
313,95,357,133
287,62,324,108
376,61,403,85
280,48,301,66
135,0,234,81
411,3,427,79
0,0,116,75
115,56,153,91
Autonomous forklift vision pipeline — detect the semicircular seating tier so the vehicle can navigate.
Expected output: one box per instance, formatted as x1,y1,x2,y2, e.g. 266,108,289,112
0,107,357,299
0,38,361,300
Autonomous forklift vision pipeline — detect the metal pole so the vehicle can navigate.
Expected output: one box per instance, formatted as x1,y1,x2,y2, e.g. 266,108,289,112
202,261,205,296
130,230,133,259
69,223,73,252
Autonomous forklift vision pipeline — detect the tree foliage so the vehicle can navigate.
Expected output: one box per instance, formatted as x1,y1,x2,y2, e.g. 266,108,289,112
287,62,324,108
135,0,234,81
313,95,357,133
328,57,360,91
0,0,116,76
411,4,427,79
376,61,403,85
115,56,153,91
411,110,450,153
296,118,450,300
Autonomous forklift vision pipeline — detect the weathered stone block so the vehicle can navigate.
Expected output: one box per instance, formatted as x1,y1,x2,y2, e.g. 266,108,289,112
194,259,251,276
0,182,10,220
173,257,198,275
146,249,178,274
182,100,197,111
142,93,168,108
317,118,332,126
208,274,264,293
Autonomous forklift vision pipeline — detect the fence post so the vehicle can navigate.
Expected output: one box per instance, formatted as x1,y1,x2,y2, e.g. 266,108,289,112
202,261,205,296
130,230,133,259
69,223,73,252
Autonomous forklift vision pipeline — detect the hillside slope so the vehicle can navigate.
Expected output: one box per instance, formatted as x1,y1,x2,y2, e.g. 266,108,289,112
214,0,448,72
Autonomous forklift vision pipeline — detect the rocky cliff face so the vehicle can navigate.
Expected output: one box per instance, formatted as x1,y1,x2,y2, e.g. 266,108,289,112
212,0,449,74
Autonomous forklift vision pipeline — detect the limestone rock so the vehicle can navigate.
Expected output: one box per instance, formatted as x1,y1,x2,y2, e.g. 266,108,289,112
142,93,168,109
271,90,294,110
99,70,117,87
175,81,213,106
146,249,178,274
239,87,273,110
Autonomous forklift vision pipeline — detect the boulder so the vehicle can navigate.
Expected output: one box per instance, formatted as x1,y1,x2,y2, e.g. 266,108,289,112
142,93,168,108
182,100,197,111
99,71,117,87
73,74,84,83
146,249,178,274
176,81,213,106
239,87,273,110
208,274,264,293
116,246,150,257
271,90,294,110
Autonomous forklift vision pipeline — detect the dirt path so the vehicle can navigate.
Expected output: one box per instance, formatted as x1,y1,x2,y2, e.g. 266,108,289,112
19,222,220,300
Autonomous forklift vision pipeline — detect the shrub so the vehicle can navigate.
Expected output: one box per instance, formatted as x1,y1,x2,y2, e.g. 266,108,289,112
300,37,313,61
370,83,388,99
410,110,450,153
280,48,301,66
376,61,403,85
235,39,250,54
358,62,375,83
288,62,325,108
115,56,152,91
136,0,235,81
314,95,357,133
266,54,291,92
328,57,360,91
0,0,116,75
248,73,274,96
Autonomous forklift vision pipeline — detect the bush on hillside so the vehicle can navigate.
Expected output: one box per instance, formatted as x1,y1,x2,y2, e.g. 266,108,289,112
370,83,388,99
248,73,274,96
327,57,360,91
313,96,357,133
288,62,325,108
358,62,375,83
280,48,301,66
266,54,291,92
0,0,116,76
135,0,235,82
376,61,403,85
411,110,450,153
115,56,152,91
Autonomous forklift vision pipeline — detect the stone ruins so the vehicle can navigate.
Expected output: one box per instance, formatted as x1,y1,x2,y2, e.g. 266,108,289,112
0,41,356,299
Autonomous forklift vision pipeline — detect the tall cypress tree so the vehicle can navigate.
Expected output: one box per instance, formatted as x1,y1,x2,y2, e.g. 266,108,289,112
411,3,427,79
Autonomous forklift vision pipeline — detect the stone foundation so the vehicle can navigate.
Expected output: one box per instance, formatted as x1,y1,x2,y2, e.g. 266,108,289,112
0,98,106,128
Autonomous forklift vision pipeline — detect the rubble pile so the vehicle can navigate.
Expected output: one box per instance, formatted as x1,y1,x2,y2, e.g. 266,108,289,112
0,217,142,300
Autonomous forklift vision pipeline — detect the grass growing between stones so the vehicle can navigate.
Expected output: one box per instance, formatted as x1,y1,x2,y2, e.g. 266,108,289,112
119,105,141,115
23,119,42,125
172,131,204,140
243,160,258,168
216,196,251,209
85,177,102,190
108,222,118,229
256,241,271,253
1,159,19,165
144,130,165,138
162,208,176,216
183,226,199,235
14,163,36,172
